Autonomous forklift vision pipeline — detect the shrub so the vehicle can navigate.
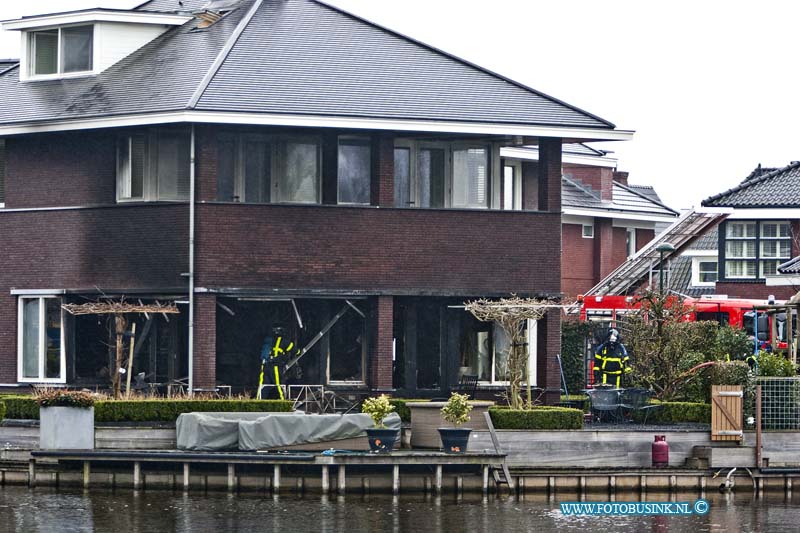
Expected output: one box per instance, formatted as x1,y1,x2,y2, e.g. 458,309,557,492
489,406,583,430
636,401,711,424
35,390,96,408
93,399,293,423
713,326,752,361
0,401,6,421
361,395,395,428
441,393,472,426
0,396,40,419
561,321,592,393
755,351,796,377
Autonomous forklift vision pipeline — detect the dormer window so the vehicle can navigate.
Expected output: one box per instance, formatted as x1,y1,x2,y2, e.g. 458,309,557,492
29,25,93,77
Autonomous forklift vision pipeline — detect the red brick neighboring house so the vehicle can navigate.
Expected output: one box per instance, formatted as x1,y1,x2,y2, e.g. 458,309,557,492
501,145,678,300
701,163,800,300
0,0,631,400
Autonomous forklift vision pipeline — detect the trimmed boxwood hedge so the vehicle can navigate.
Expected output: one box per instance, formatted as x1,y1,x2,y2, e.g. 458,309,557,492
0,401,6,421
489,406,584,430
634,401,711,424
0,396,293,422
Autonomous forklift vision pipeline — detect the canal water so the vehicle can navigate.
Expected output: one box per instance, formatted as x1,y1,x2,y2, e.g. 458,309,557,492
0,486,797,532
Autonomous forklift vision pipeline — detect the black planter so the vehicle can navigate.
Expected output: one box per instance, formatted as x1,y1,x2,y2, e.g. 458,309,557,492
438,428,472,454
365,428,400,453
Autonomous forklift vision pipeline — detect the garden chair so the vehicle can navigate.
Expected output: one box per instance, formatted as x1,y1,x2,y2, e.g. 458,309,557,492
586,388,623,423
620,388,661,424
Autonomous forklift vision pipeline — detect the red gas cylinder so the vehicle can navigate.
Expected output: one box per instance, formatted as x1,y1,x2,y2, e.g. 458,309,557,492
652,435,669,468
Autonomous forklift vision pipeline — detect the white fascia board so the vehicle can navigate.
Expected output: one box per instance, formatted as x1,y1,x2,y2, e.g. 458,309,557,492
611,219,655,230
727,208,800,220
562,214,594,226
1,11,192,30
10,288,66,295
500,146,618,167
765,275,800,286
0,110,636,141
680,249,718,257
563,207,678,223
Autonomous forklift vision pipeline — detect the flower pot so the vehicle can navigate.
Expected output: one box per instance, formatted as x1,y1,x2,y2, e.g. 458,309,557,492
365,428,400,453
40,406,95,450
438,427,471,454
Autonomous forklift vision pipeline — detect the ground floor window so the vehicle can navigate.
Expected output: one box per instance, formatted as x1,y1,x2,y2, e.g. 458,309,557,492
18,296,65,383
459,316,537,384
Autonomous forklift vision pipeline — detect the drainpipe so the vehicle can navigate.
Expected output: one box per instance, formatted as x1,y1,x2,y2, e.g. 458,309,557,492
188,125,196,396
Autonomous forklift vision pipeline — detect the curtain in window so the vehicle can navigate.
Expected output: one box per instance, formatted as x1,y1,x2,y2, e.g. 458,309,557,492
244,141,271,203
493,324,511,382
156,132,190,200
22,299,40,379
417,148,444,208
278,142,318,203
61,26,93,73
337,139,370,205
393,148,411,207
452,148,488,208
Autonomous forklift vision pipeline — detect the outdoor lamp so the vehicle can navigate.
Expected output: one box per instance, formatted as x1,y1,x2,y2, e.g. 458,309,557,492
655,242,675,293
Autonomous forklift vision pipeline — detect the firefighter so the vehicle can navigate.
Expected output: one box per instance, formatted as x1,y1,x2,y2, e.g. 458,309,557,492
593,328,631,388
257,326,295,400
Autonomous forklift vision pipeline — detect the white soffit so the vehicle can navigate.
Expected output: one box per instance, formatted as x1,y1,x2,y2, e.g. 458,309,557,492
1,10,192,31
727,208,800,219
500,146,618,168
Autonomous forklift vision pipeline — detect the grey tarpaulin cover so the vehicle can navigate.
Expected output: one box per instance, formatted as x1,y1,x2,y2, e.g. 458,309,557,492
176,412,401,451
238,412,401,451
176,412,294,451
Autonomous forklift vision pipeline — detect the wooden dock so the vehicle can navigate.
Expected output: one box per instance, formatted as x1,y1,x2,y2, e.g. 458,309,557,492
28,450,506,495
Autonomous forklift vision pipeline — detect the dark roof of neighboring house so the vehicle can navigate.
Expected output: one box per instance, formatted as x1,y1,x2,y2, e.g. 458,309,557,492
689,226,718,251
561,177,678,218
742,164,779,183
626,184,662,204
778,256,800,274
0,0,617,131
563,143,609,157
703,161,800,208
0,59,18,72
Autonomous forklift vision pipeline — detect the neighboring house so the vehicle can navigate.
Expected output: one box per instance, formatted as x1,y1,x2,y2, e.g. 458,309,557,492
501,145,678,299
0,0,630,400
701,162,800,300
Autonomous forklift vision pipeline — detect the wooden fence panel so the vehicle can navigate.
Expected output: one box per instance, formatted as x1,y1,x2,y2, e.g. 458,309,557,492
711,385,743,442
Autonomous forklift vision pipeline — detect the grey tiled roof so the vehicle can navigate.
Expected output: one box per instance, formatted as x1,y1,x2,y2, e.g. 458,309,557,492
563,143,608,157
0,60,18,73
778,256,800,274
135,0,210,12
689,226,718,251
627,184,661,204
0,0,618,131
668,256,716,297
703,161,800,208
561,177,678,218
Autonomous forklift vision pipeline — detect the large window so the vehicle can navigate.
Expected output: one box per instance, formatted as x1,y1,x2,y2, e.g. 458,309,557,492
723,220,791,279
117,129,190,202
28,25,93,77
460,318,537,385
393,142,493,209
0,139,5,207
216,134,321,204
18,297,65,383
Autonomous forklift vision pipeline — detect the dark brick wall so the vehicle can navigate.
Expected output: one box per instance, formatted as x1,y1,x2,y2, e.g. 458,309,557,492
194,293,217,388
636,229,655,251
371,134,394,207
194,204,562,296
369,295,393,389
538,312,562,405
538,138,562,211
714,283,796,301
563,164,614,202
0,205,189,382
5,132,117,208
562,223,595,298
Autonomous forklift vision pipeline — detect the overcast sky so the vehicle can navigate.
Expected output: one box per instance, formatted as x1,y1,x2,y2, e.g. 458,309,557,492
2,0,799,210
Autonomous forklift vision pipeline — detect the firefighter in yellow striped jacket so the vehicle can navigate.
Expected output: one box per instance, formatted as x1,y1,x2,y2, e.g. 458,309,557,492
593,328,631,388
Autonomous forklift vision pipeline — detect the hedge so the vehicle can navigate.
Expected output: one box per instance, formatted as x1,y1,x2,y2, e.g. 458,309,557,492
634,401,711,424
489,406,583,430
0,397,293,422
0,401,6,421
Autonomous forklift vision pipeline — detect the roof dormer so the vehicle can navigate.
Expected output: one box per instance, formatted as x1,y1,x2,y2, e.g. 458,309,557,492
1,10,192,81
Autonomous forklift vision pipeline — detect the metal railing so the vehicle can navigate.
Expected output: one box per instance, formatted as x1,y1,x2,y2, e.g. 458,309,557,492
756,377,800,430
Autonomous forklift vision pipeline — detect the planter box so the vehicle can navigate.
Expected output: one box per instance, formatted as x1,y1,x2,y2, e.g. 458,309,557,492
40,406,95,450
407,401,493,448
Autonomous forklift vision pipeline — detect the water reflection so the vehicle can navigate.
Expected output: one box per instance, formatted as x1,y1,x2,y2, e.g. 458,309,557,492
0,487,798,532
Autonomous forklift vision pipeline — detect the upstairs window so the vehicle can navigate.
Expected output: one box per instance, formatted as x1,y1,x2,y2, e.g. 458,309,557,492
29,25,93,77
337,137,371,205
117,129,190,202
723,220,790,280
216,134,321,204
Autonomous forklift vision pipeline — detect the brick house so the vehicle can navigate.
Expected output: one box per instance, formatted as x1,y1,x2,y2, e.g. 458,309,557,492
0,0,630,400
700,163,800,300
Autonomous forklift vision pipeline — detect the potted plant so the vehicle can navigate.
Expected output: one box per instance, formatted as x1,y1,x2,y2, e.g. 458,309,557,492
361,394,399,453
36,389,96,450
438,392,473,453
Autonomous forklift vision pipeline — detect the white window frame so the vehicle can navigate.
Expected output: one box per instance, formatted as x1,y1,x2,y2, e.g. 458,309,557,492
17,296,66,384
477,319,537,386
0,138,5,208
393,140,497,209
582,224,594,239
691,256,718,287
502,160,522,211
23,24,96,81
626,227,636,257
117,129,191,203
